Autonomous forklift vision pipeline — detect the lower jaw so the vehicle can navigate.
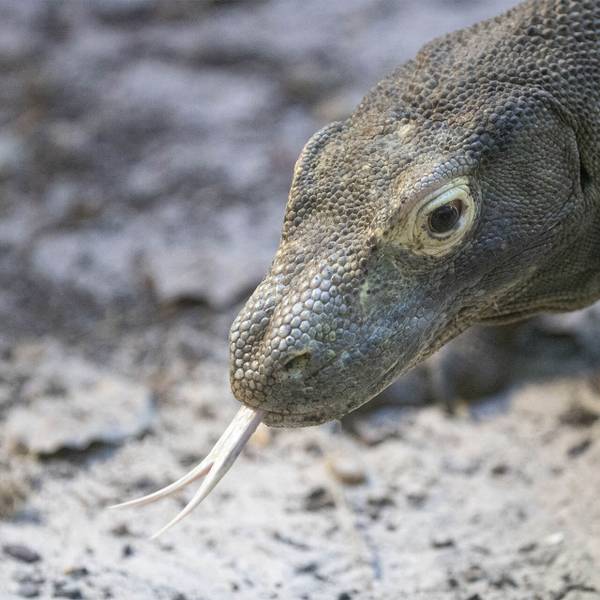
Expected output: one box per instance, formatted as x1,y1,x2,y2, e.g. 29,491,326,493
479,298,593,325
236,353,420,428
246,384,393,427
242,366,411,428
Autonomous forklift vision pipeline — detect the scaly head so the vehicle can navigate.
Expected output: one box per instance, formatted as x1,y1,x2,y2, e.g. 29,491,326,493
114,4,600,535
230,66,595,426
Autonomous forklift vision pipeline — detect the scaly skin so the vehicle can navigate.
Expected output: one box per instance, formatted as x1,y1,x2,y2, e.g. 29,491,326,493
229,0,600,427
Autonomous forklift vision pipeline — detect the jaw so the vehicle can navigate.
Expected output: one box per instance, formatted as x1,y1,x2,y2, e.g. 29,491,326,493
239,385,374,428
478,270,600,326
249,396,381,427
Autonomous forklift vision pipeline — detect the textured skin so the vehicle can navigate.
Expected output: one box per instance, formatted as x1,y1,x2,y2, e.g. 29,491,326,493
229,0,600,427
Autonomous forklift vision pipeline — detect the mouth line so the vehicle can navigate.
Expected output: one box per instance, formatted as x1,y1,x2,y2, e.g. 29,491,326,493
242,356,405,423
381,357,401,380
241,399,314,419
242,400,342,427
259,407,341,427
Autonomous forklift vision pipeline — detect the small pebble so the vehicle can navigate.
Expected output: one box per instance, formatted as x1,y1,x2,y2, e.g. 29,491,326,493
303,487,335,511
3,544,41,564
559,403,599,428
295,562,318,575
64,567,89,579
463,565,485,583
109,523,131,537
367,495,395,520
492,573,518,589
567,438,592,458
490,463,509,476
53,583,83,599
406,490,428,507
431,536,455,549
326,453,366,486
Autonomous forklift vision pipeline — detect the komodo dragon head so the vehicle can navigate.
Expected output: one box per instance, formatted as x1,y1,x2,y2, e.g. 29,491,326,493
115,1,600,536
230,34,597,428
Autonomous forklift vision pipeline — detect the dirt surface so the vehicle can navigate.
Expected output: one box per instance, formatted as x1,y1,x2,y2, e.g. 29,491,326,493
1,1,600,598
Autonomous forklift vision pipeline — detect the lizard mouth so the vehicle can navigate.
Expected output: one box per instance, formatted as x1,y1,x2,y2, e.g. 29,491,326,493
243,355,405,428
237,396,342,427
259,406,339,427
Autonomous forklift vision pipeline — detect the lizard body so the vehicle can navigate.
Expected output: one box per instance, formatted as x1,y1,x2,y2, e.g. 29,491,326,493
230,0,600,426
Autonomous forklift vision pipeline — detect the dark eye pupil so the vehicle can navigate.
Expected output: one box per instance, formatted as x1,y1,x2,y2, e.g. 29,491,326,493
428,201,461,234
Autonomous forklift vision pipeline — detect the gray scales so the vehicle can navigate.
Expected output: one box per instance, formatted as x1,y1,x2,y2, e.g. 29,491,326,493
115,0,600,534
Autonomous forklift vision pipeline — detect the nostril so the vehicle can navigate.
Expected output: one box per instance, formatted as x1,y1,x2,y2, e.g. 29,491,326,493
282,351,311,375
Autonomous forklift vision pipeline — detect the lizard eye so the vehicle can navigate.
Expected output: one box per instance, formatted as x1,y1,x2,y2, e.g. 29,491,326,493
427,199,463,236
396,178,477,257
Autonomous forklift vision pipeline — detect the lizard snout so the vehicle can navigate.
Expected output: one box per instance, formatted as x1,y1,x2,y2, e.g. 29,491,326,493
228,268,358,425
229,238,374,426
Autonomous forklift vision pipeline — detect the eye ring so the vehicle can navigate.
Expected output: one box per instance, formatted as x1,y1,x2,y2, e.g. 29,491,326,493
395,177,477,257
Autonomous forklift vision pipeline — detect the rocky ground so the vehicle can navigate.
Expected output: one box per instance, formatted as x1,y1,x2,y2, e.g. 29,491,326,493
1,0,600,598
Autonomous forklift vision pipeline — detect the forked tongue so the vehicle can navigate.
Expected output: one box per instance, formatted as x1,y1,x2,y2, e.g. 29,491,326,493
109,405,264,539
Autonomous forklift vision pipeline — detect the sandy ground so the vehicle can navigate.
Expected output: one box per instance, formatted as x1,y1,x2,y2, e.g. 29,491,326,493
1,0,600,598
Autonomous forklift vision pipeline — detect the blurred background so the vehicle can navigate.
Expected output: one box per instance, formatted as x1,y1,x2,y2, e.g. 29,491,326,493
1,1,599,598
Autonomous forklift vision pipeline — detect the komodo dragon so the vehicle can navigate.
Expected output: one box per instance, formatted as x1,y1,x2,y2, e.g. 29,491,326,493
114,0,600,535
